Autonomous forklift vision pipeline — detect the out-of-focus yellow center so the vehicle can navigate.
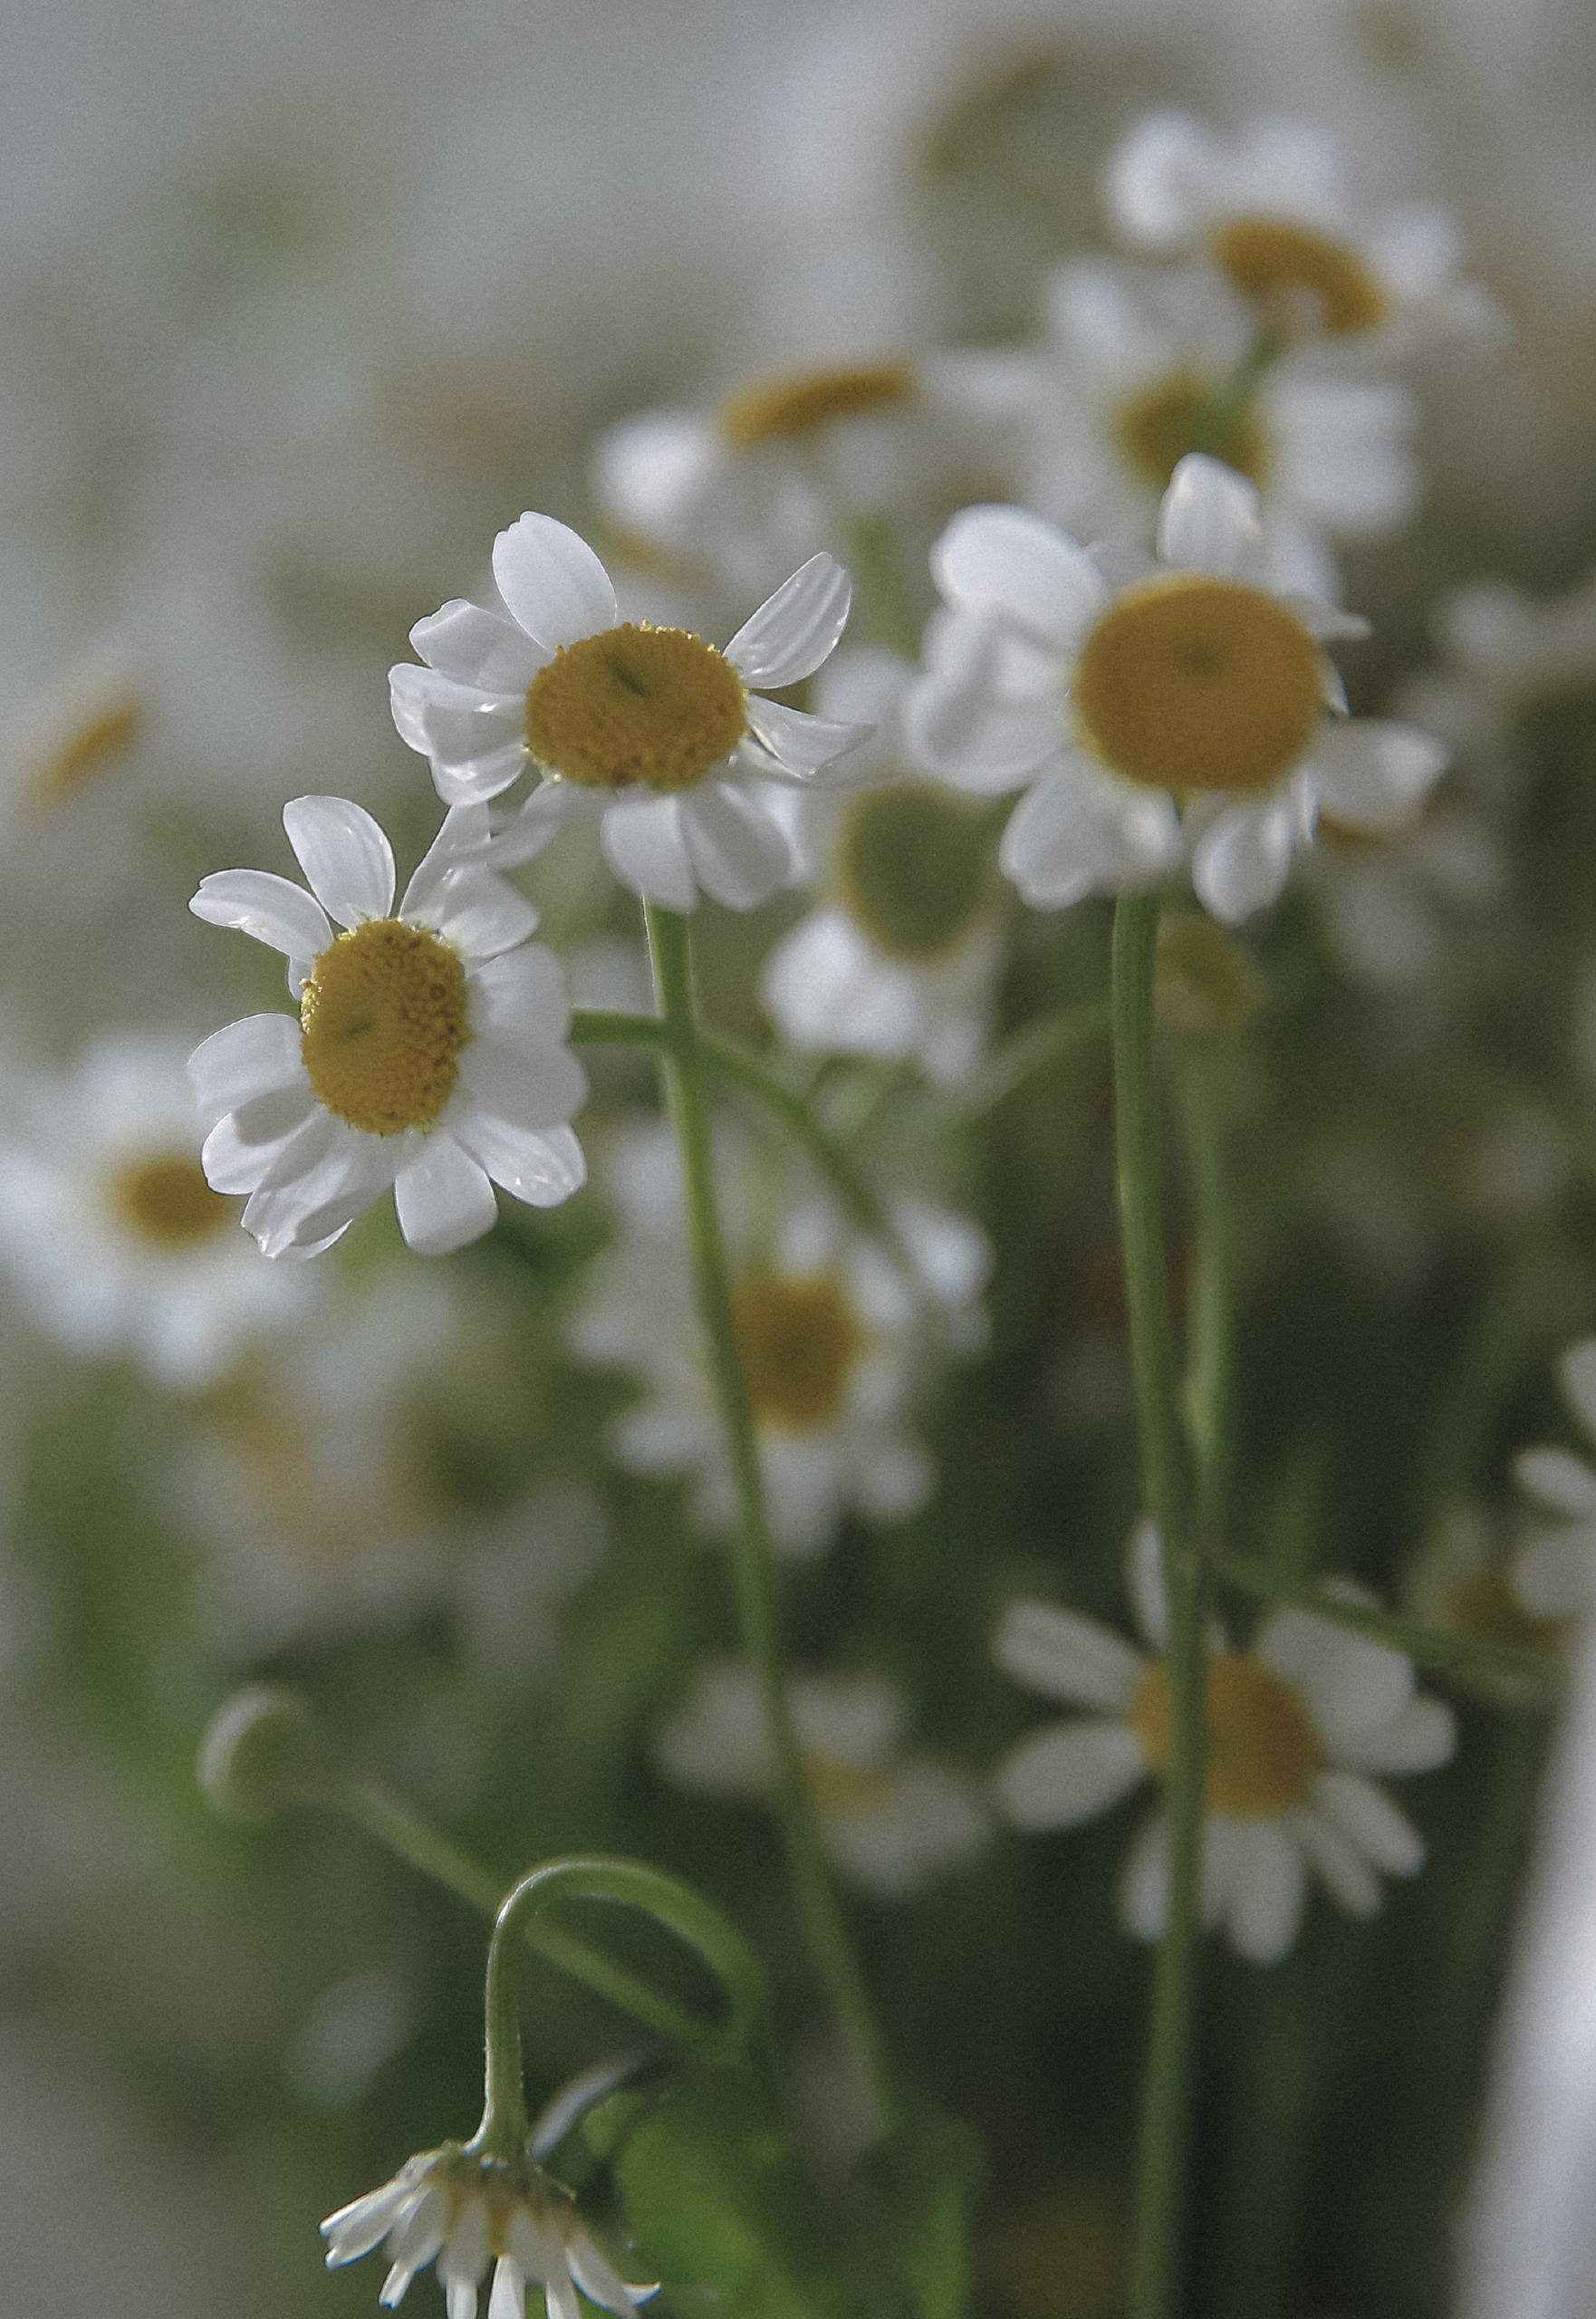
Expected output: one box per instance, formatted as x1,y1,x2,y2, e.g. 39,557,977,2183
112,1150,232,1246
836,780,990,962
1211,215,1389,338
23,684,146,813
1447,1564,1566,1659
717,361,918,450
1114,367,1269,493
1073,575,1322,794
803,1751,894,1818
732,1268,865,1432
300,919,469,1135
524,623,745,793
1131,1652,1320,1814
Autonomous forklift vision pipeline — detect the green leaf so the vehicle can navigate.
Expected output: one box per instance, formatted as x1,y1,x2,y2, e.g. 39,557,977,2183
844,2111,985,2319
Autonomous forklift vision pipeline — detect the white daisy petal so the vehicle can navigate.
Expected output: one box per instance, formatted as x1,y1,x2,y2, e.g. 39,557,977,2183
1514,1446,1596,1519
471,945,573,1046
428,740,533,809
1306,719,1447,832
600,794,698,910
995,1718,1146,1829
931,505,1107,647
380,2264,417,2307
487,2256,525,2319
410,598,549,688
187,1014,303,1130
1119,1806,1170,1939
190,870,332,960
245,1123,399,1259
1332,1696,1456,1775
1512,1531,1596,1620
1106,110,1222,245
447,2282,479,2319
1190,794,1299,923
423,871,539,961
725,553,851,688
544,2258,582,2319
201,1084,319,1193
1158,456,1266,579
998,760,1182,908
1312,1769,1424,1875
479,782,600,871
322,2180,415,2260
389,666,526,775
908,646,1060,792
1127,1517,1171,1652
742,695,871,778
284,795,396,927
401,804,497,915
679,782,793,909
492,513,618,650
1291,1805,1380,1916
567,2230,657,2312
993,1599,1146,1710
458,1037,589,1131
454,1118,587,1208
387,2187,449,2272
394,1138,500,1256
1224,1820,1307,1965
1255,1602,1412,1746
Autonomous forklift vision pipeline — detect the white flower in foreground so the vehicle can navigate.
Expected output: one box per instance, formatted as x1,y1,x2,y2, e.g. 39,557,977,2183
910,455,1447,923
0,1034,306,1388
1512,1340,1596,1620
657,1660,987,1900
322,2141,653,2319
760,649,1002,1084
1004,257,1418,597
189,796,586,1258
993,1522,1455,1964
1106,110,1487,347
570,1122,989,1558
389,514,872,912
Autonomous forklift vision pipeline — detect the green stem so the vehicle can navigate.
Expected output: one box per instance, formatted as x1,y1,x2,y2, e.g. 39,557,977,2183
932,997,1110,1128
642,902,893,2131
1112,894,1207,2319
1176,1059,1235,1548
1193,332,1283,465
845,513,922,659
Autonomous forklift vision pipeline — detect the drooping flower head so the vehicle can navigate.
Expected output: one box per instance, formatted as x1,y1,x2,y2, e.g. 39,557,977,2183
189,796,586,1258
389,515,873,912
910,454,1447,922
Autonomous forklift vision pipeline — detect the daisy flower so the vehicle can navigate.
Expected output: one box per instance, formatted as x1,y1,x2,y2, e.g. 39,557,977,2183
1105,110,1485,347
321,2140,653,2319
656,1660,987,1900
188,795,587,1258
0,1033,306,1390
389,514,872,913
759,648,1002,1084
909,454,1447,923
993,1522,1456,1964
1406,1502,1566,1710
570,1121,989,1558
1307,794,1506,993
1511,1339,1596,1621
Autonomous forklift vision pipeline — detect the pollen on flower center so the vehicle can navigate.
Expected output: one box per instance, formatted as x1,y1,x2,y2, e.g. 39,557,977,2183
1073,574,1322,794
836,780,990,962
1114,367,1269,492
1210,215,1389,337
300,918,469,1136
732,1268,866,1432
112,1150,232,1246
717,360,917,451
523,623,746,794
803,1751,894,1817
1131,1652,1320,1814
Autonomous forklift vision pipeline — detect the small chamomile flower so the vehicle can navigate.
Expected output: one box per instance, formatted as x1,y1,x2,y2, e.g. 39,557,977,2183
759,649,1002,1084
188,796,586,1258
1406,1503,1566,1709
321,2141,654,2319
910,454,1447,923
1307,793,1505,992
0,1034,307,1390
1106,110,1487,347
1511,1339,1596,1621
389,514,872,913
656,1660,988,1899
994,1522,1455,1964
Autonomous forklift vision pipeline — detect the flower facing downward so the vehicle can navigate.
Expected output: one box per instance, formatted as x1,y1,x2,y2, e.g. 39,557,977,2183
389,514,873,912
910,455,1447,922
189,796,587,1258
993,1523,1455,1963
321,2142,654,2319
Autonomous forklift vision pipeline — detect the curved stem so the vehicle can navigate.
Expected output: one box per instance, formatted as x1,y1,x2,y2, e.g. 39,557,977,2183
643,901,893,2133
1112,894,1208,2319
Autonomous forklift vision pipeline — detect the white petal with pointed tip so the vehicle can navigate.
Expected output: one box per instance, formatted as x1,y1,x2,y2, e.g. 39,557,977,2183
994,1599,1145,1710
600,794,698,909
492,514,618,650
188,1013,303,1130
1225,1819,1308,1963
680,783,793,909
284,795,396,927
456,1117,587,1208
411,599,548,688
1191,794,1299,923
932,505,1107,646
995,1718,1146,1828
726,554,851,687
1159,455,1265,577
190,870,332,959
395,1138,499,1254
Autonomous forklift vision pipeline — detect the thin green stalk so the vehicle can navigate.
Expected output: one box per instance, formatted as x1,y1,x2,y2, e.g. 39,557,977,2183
932,997,1110,1128
1112,894,1208,2319
1176,1059,1234,1547
1193,332,1282,464
845,512,922,658
642,902,892,2131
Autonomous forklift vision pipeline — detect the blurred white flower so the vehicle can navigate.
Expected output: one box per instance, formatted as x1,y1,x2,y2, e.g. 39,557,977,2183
910,455,1447,922
390,515,872,912
1307,795,1506,992
657,1659,988,1900
1513,1340,1596,1620
760,650,1002,1084
994,1521,1456,1964
570,1121,989,1559
0,1033,308,1390
189,796,586,1258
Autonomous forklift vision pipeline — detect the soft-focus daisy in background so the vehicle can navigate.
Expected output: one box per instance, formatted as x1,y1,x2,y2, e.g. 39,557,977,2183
390,515,874,912
993,1521,1456,1963
0,1033,308,1390
1105,110,1488,349
569,1121,989,1557
656,1659,987,1899
1511,1338,1596,1621
759,648,1003,1084
1305,793,1507,996
1399,563,1596,782
1406,1502,1567,1709
910,453,1447,922
189,795,587,1258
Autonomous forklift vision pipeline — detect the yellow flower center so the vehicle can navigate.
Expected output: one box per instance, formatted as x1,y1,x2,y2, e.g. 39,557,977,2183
716,360,918,451
300,919,469,1135
111,1150,233,1246
835,780,991,962
803,1751,895,1818
1113,367,1269,493
1211,215,1389,338
1073,575,1322,794
731,1268,866,1432
1131,1651,1320,1815
22,683,145,814
523,623,746,794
